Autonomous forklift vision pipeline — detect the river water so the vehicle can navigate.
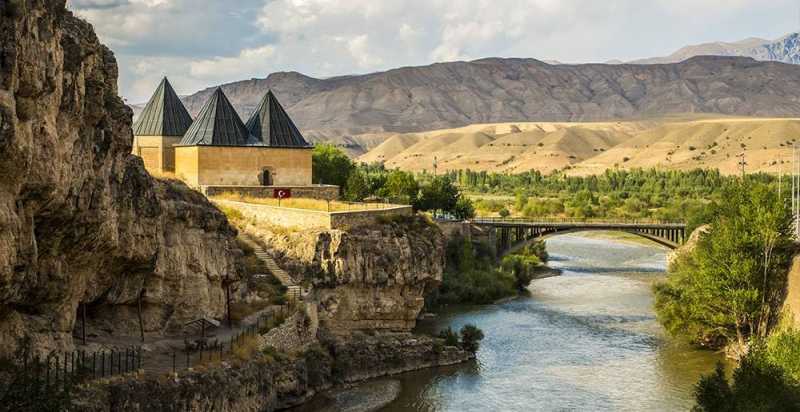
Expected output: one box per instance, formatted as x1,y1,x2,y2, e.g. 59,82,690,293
299,232,723,411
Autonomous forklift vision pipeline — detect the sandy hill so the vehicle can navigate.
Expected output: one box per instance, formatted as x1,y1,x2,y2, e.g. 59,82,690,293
133,56,800,145
358,117,800,176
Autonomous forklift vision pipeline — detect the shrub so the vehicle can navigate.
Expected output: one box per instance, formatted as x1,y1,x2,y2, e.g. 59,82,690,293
498,208,511,218
438,327,460,347
693,342,800,411
459,324,485,353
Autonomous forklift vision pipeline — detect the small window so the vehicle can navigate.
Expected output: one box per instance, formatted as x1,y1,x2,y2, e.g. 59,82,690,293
260,169,272,186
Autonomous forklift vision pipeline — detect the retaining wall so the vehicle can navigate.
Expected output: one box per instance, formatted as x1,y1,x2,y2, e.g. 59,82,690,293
213,200,413,230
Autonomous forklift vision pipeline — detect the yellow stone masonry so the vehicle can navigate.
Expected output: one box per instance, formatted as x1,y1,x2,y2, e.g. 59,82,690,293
174,146,312,188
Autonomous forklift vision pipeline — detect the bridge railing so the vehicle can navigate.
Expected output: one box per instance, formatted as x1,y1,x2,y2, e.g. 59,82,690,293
471,216,686,226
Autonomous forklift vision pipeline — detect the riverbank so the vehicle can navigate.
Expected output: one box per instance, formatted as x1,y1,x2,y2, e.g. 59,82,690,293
72,332,473,411
323,232,722,410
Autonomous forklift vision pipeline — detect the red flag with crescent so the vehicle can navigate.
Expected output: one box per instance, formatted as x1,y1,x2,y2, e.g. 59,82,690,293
273,188,292,199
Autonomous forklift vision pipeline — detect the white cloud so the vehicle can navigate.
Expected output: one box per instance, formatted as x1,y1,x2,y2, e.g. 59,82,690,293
73,0,800,102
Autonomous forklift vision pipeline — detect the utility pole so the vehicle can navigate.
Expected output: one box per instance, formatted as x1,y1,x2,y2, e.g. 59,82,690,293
737,152,747,179
433,156,438,177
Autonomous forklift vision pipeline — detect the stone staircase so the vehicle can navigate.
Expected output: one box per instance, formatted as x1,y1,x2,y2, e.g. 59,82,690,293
242,234,303,302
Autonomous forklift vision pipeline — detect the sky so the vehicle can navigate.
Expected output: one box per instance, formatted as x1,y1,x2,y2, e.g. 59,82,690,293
68,0,800,103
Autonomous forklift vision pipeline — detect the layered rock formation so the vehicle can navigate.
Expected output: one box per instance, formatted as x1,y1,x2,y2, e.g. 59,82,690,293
243,215,445,334
74,332,471,412
174,56,800,138
0,0,241,355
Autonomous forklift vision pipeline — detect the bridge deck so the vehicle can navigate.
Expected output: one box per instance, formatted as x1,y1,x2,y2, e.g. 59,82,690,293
473,218,685,230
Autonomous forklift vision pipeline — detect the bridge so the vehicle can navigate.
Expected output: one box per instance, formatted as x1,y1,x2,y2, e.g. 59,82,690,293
472,217,687,256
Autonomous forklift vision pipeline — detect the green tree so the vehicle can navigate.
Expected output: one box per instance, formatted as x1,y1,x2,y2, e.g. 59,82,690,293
312,144,354,188
414,176,460,216
459,324,485,353
344,171,370,201
385,170,420,203
693,341,800,411
501,254,542,290
654,182,794,349
453,197,476,220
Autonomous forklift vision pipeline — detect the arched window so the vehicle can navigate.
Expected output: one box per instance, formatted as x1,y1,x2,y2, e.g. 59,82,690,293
260,169,273,186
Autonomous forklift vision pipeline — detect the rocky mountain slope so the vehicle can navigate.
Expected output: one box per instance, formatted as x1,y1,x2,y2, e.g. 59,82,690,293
631,32,800,65
170,56,800,142
358,116,800,175
0,0,241,355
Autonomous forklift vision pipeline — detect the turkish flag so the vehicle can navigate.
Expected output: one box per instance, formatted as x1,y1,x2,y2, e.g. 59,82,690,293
273,188,292,199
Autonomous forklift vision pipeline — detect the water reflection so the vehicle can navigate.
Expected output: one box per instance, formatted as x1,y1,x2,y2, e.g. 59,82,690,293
381,233,722,412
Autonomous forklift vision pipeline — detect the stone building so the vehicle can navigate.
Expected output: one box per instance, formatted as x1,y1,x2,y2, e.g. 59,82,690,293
174,87,314,188
133,81,336,198
131,77,193,174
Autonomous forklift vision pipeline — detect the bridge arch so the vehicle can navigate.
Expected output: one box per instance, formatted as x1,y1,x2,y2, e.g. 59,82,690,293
471,218,686,257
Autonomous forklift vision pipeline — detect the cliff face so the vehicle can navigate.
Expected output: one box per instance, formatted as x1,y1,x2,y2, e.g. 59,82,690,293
244,216,445,333
0,1,240,354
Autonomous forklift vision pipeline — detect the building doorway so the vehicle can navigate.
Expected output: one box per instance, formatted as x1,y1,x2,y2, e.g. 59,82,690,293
260,169,273,186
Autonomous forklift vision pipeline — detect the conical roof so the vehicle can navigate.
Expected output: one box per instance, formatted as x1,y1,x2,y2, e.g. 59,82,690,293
179,88,257,146
245,90,311,147
133,77,193,137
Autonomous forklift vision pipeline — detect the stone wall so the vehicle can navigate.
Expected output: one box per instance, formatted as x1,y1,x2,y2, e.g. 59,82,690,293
175,146,312,187
213,199,413,230
203,185,339,201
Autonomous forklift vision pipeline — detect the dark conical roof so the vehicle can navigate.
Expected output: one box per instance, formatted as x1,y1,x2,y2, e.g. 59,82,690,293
133,77,193,137
245,90,311,148
179,88,257,146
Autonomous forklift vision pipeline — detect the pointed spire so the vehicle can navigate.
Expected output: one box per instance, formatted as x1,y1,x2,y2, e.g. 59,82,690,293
179,88,254,146
245,90,311,148
133,77,193,137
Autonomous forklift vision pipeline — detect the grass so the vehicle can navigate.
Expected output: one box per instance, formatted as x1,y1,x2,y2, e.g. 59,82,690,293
211,192,403,212
231,335,261,361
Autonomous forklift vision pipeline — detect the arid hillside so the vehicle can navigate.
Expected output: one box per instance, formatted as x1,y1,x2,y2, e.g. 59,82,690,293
358,116,800,175
144,56,800,142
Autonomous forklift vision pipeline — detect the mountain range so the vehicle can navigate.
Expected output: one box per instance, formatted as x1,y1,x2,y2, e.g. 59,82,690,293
630,32,800,65
167,56,800,141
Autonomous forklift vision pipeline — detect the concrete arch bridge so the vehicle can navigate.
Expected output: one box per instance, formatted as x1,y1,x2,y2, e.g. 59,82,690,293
472,218,687,256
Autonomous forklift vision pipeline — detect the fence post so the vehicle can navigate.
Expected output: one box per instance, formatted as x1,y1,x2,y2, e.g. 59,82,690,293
63,352,67,382
46,356,50,387
100,351,105,378
93,352,97,379
172,351,176,374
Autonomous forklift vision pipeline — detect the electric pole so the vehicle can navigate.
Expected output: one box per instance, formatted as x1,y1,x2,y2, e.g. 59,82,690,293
737,152,747,178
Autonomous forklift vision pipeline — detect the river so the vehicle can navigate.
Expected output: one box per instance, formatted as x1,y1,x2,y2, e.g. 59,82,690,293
302,232,723,411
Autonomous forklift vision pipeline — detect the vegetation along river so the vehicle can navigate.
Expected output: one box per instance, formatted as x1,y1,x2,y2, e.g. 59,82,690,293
297,232,724,411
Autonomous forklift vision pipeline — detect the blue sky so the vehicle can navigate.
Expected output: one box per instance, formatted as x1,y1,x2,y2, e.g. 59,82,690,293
69,0,800,103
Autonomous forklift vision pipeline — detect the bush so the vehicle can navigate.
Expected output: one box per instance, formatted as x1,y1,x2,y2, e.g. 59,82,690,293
498,208,510,218
693,342,800,411
438,327,460,347
459,324,485,353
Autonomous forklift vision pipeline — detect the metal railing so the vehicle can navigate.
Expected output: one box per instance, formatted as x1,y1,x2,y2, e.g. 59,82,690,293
471,216,686,226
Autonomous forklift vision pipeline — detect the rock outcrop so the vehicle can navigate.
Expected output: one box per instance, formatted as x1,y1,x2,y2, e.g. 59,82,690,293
0,0,241,355
243,215,445,334
73,332,472,412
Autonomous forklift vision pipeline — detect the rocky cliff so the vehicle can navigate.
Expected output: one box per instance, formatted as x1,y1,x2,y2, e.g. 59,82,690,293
0,0,241,355
242,215,445,334
174,56,800,136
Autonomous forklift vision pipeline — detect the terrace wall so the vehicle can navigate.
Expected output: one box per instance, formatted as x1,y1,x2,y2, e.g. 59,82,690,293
213,200,413,230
